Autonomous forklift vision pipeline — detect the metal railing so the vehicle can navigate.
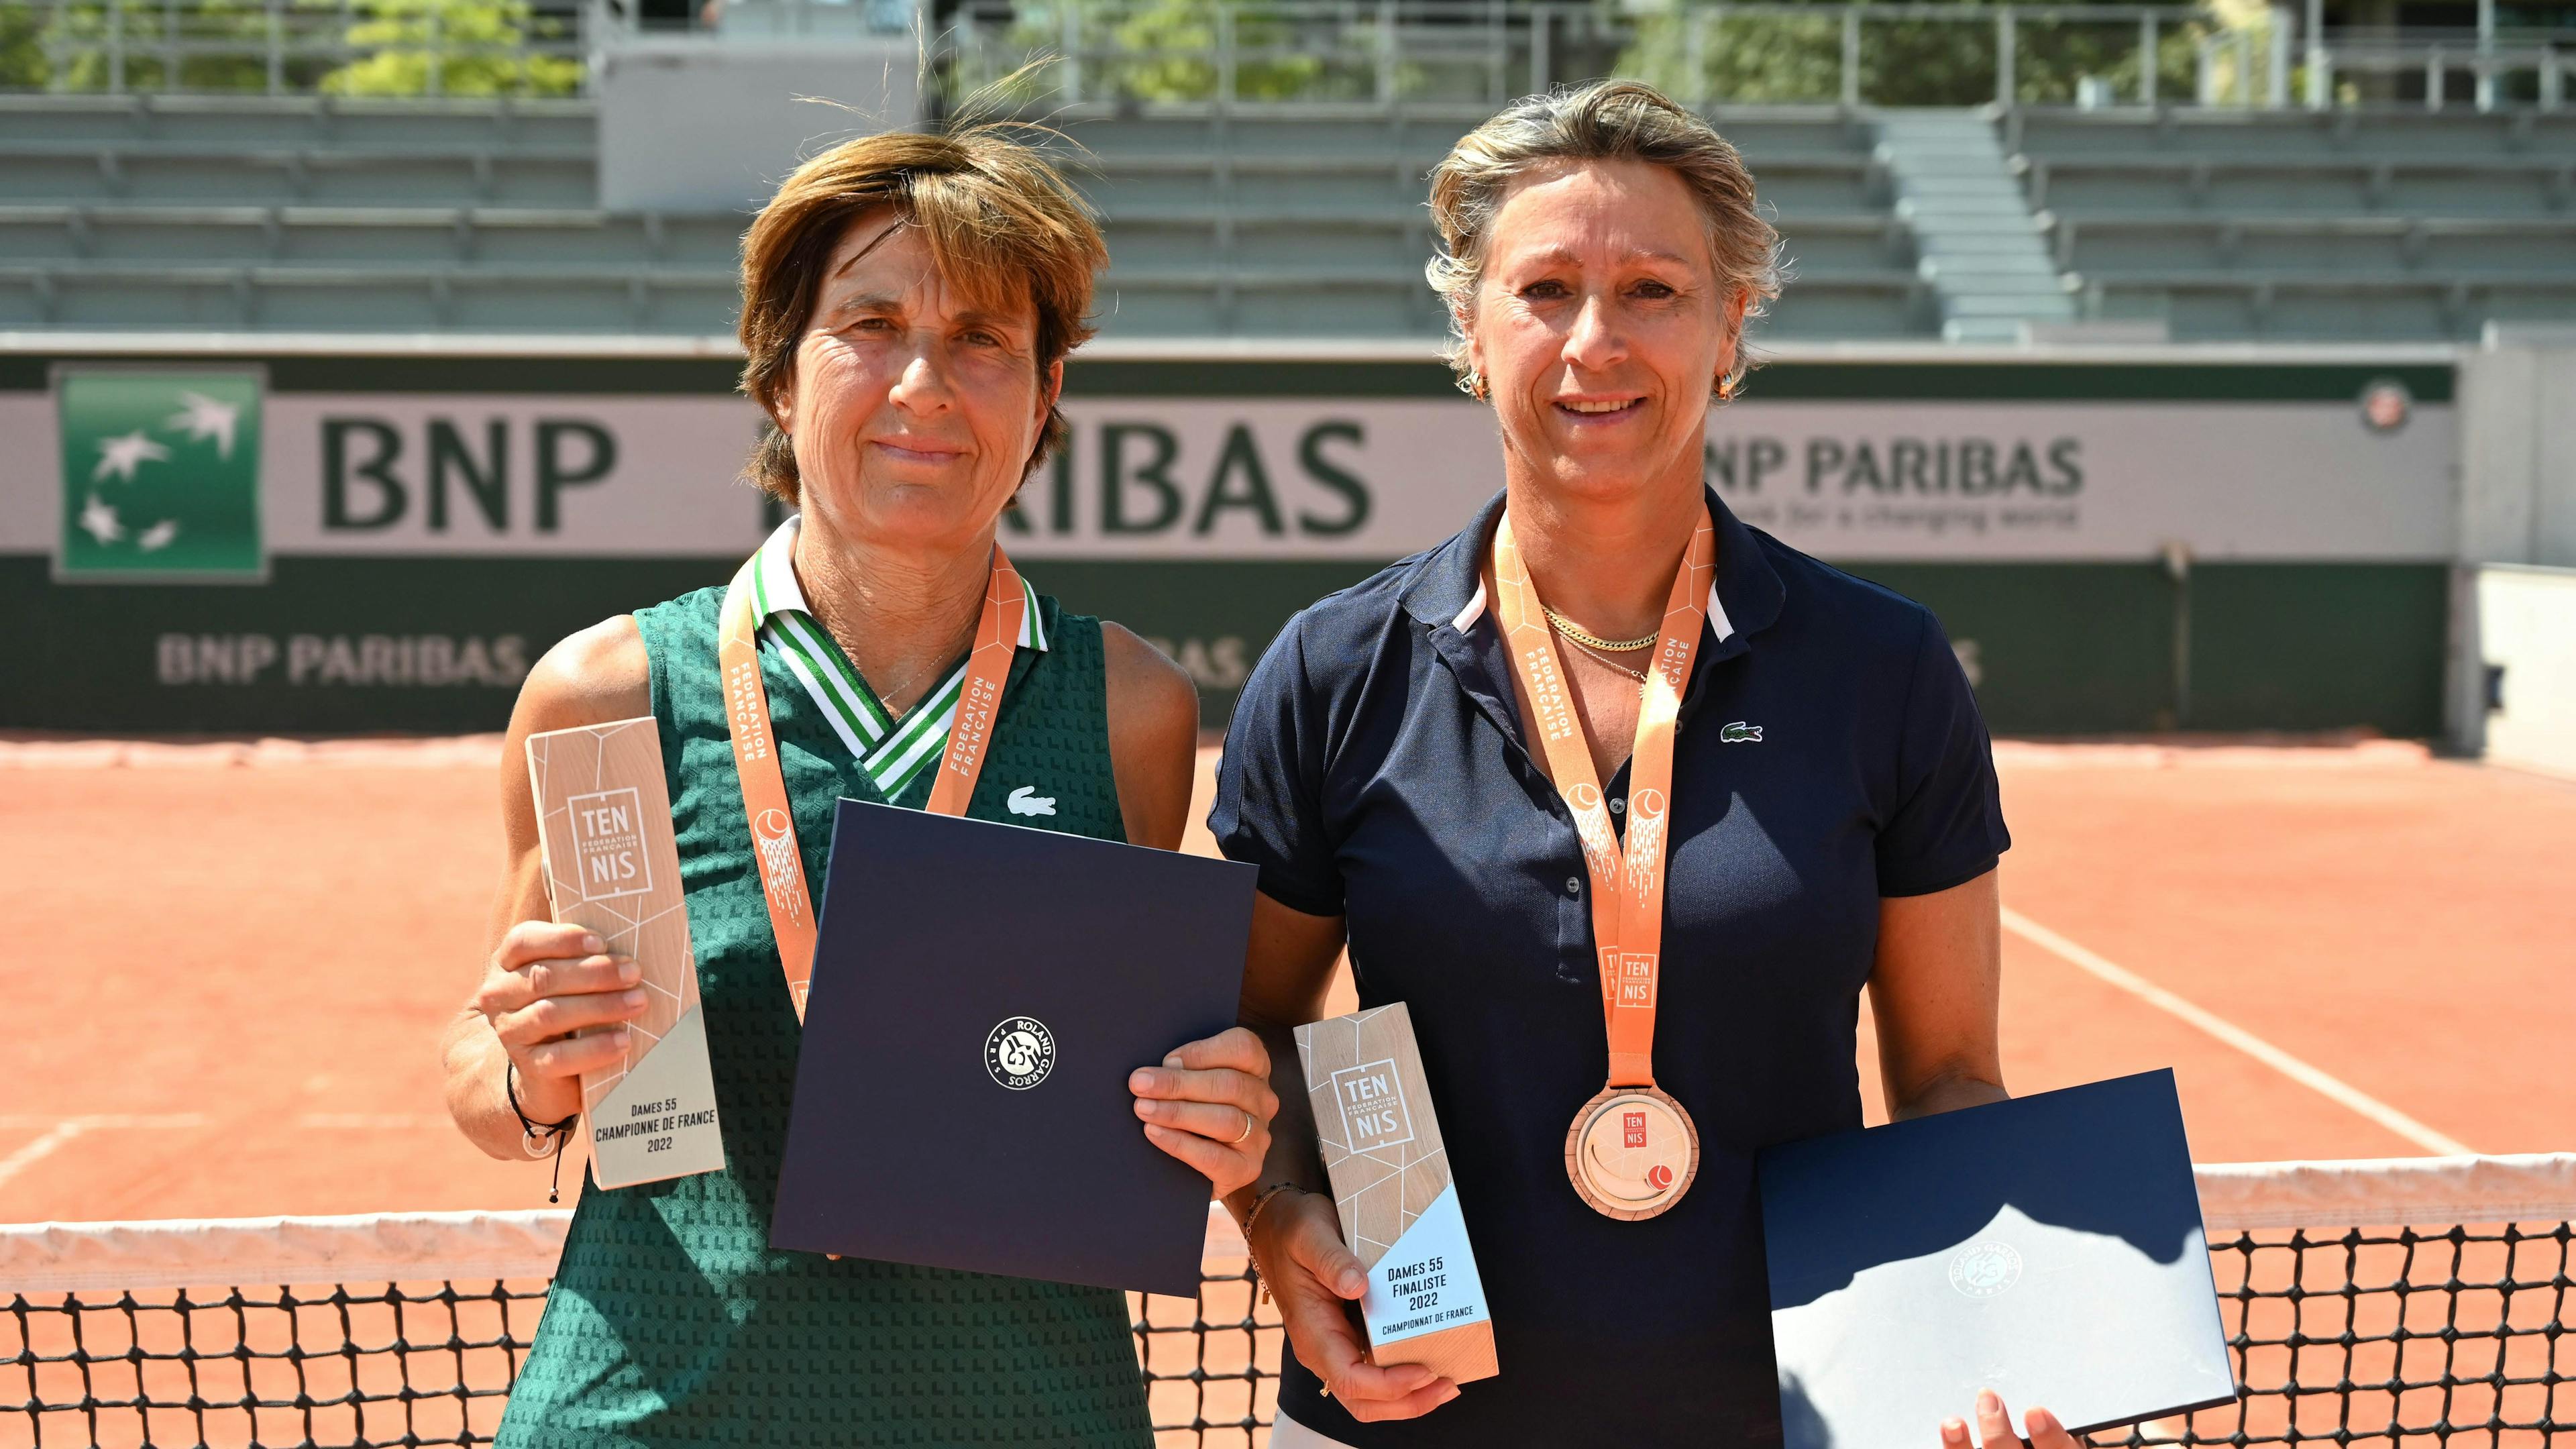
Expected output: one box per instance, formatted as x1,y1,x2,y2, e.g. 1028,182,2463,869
938,0,2233,110
2300,29,2571,110
0,0,2567,109
582,0,916,42
0,0,588,95
934,0,2573,112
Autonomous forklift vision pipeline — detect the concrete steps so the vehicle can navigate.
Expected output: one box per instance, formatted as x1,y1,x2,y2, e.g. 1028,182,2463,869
1874,109,2073,343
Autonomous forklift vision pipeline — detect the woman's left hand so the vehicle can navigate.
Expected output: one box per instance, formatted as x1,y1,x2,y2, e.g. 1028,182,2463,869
1130,1026,1275,1198
1944,1389,2079,1449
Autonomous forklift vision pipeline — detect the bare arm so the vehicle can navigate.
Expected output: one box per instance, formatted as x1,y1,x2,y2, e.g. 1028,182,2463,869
1226,893,1348,1217
437,616,653,1162
1102,621,1199,851
1866,868,2008,1122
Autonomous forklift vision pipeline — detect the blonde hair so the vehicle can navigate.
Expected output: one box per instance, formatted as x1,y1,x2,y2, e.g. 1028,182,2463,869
737,123,1107,504
1425,80,1784,397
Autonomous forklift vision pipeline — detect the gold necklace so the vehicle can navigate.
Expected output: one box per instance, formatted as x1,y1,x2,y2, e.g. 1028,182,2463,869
854,616,979,715
1541,600,1658,654
867,654,951,715
1559,631,1650,685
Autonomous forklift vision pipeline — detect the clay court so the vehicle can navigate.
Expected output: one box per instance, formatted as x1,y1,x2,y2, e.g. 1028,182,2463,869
3,733,2569,1225
4,732,2575,1449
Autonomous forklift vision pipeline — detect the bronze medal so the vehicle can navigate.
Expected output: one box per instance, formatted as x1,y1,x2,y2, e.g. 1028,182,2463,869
1491,504,1716,1222
1565,1084,1701,1220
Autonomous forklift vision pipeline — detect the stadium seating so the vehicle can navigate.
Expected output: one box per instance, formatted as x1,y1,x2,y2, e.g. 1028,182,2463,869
2004,107,2576,339
1055,103,1927,338
0,91,1928,338
0,95,596,203
6,87,2573,341
0,93,735,331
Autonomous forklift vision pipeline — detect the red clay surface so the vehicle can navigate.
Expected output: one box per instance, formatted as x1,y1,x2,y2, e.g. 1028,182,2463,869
1,735,2571,1224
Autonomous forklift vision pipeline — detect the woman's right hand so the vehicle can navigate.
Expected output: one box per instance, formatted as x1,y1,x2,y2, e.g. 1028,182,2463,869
471,920,647,1124
1252,1188,1461,1421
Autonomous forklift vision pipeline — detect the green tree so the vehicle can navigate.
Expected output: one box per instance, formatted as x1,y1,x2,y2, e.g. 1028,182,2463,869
321,0,580,96
1619,0,2226,107
991,0,1326,103
0,0,580,94
0,2,48,88
9,0,283,92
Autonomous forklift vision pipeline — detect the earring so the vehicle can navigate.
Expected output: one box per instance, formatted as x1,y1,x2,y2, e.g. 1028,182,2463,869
1458,368,1488,401
1713,374,1735,403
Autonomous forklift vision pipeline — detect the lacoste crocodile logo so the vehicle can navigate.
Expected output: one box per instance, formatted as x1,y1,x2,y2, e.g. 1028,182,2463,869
1006,786,1057,817
1720,721,1764,743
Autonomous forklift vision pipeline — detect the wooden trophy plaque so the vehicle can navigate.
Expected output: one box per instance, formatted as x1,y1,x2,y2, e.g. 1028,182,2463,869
525,717,724,1190
1295,1002,1499,1384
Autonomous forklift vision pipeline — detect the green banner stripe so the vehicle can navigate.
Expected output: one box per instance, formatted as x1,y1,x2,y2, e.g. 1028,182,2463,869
0,555,2445,739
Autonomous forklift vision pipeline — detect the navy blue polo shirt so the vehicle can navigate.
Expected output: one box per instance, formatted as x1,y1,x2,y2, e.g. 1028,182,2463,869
1211,487,2010,1448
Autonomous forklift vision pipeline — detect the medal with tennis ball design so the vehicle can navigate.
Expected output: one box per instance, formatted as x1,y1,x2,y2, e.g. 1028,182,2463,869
1492,503,1714,1221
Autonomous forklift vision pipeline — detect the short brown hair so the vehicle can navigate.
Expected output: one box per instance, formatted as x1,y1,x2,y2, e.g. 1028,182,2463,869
737,123,1106,504
1426,81,1784,396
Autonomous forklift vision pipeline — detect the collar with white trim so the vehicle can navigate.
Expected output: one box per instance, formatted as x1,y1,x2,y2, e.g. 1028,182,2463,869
747,516,1049,650
746,516,1046,801
1409,486,1780,649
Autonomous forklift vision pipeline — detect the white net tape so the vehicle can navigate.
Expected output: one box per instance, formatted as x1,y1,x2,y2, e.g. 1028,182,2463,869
7,1157,2569,1293
5,1157,2573,1449
2,1203,1254,1294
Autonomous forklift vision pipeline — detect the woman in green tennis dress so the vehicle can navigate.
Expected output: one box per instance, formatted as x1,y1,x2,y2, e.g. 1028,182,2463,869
435,124,1279,1446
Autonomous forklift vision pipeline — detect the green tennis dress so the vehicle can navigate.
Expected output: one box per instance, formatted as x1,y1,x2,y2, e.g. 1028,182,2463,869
496,578,1155,1448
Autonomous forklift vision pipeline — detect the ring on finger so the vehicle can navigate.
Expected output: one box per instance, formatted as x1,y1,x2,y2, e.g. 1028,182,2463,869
1229,1107,1254,1146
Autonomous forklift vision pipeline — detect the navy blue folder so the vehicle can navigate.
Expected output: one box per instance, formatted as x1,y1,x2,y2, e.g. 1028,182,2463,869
770,798,1256,1299
1760,1071,2237,1448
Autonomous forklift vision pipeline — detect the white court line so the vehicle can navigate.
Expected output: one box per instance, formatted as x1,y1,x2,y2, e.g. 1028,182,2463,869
2000,908,2474,1157
0,1125,86,1191
0,1115,208,1192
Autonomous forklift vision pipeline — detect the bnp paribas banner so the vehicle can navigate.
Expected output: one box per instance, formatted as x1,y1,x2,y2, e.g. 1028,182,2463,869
0,364,2457,568
0,353,2462,736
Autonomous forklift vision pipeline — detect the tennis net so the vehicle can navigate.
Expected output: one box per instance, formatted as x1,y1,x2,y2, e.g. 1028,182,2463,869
5,1155,2570,1448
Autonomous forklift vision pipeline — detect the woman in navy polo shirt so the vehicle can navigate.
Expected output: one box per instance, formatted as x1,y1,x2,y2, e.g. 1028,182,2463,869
1212,82,2077,1449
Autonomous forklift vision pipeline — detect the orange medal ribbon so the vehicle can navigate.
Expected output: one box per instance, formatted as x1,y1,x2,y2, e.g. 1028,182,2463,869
1491,501,1715,1220
717,537,1030,1022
